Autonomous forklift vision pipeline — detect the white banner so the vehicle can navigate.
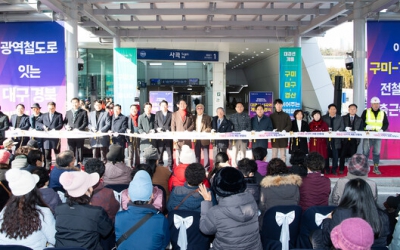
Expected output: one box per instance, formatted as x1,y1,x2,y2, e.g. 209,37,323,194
6,130,400,141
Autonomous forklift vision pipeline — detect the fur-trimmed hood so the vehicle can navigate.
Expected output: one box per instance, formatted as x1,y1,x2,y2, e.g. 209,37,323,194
260,174,302,188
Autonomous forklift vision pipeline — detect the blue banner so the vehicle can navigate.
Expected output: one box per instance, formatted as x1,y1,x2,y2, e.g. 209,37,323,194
0,22,66,117
248,91,273,118
114,48,137,116
279,47,302,117
150,78,199,86
149,91,174,113
138,49,218,61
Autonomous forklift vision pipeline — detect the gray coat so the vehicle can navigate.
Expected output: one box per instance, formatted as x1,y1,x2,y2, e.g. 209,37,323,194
88,110,111,148
200,192,262,250
138,113,156,150
322,114,344,149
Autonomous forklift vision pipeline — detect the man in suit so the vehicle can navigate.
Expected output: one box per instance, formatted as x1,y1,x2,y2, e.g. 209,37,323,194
270,99,292,163
0,106,9,145
251,104,273,149
193,103,212,170
42,101,64,169
154,100,172,169
10,103,30,148
211,107,233,160
171,99,194,165
339,104,363,174
127,104,140,167
110,104,128,150
88,99,111,163
322,103,344,175
229,102,251,167
64,97,88,163
138,102,156,155
29,103,44,148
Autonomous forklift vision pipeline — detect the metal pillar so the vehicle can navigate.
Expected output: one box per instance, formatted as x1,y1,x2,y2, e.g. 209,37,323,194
212,62,226,113
112,36,120,100
65,6,78,103
353,0,366,115
294,36,302,47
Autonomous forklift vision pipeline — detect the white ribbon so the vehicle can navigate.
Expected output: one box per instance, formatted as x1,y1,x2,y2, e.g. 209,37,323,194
315,213,329,227
174,214,193,250
275,211,295,250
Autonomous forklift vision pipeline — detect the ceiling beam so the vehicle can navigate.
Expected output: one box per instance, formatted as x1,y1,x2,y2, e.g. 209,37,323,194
87,0,354,3
39,0,71,18
78,3,118,36
82,20,310,28
92,8,331,16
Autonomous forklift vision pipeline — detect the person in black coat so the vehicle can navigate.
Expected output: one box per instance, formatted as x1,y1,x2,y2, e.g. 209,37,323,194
63,98,88,163
289,109,310,155
339,104,363,174
42,102,64,170
109,104,128,150
211,107,233,160
250,104,273,149
138,102,156,152
127,104,140,167
0,106,10,146
154,100,173,169
88,100,111,163
9,103,30,148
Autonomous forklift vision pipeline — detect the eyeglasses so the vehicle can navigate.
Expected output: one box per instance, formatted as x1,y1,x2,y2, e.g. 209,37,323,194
197,107,204,109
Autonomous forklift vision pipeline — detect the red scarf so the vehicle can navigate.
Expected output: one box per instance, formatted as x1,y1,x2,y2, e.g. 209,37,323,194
130,114,138,127
179,109,187,121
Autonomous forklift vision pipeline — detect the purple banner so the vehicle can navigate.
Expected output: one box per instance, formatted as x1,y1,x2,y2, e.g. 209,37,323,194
0,22,66,117
367,21,400,159
248,91,273,118
149,91,174,113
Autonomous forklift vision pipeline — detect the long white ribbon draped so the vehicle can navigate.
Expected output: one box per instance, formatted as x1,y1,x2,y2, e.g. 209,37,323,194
173,214,193,250
315,213,330,227
6,130,400,140
275,211,295,250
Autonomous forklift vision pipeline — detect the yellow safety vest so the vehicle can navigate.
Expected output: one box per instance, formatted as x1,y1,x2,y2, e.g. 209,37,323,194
365,108,384,131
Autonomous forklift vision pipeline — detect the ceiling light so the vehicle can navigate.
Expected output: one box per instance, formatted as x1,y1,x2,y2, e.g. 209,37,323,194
187,88,192,90
252,56,254,58
174,62,187,66
253,51,256,53
266,48,270,50
261,51,264,53
241,51,244,53
256,54,259,56
246,48,249,50
149,62,162,66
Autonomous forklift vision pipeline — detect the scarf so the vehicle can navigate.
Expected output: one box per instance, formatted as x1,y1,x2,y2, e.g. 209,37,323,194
130,114,138,127
179,109,187,121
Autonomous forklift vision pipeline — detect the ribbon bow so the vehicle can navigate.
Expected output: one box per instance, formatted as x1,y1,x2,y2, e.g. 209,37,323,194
275,211,295,250
315,212,329,227
174,214,193,250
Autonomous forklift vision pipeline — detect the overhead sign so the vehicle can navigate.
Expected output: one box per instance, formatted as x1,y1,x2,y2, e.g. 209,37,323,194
367,21,400,159
248,91,273,118
137,48,219,61
149,91,174,113
150,78,199,85
0,22,66,117
279,47,302,118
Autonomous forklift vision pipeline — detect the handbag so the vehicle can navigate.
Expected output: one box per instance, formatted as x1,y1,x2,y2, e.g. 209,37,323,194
115,213,155,248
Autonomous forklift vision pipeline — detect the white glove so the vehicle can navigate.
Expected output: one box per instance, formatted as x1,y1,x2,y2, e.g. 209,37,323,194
379,129,383,132
273,129,277,132
166,130,170,132
281,130,286,134
43,125,48,131
73,128,80,132
211,129,216,133
15,128,21,131
149,129,155,133
345,127,351,132
91,128,97,133
10,127,15,131
157,128,162,132
65,125,71,131
114,132,119,137
173,139,178,142
126,129,131,134
51,129,56,132
365,125,373,130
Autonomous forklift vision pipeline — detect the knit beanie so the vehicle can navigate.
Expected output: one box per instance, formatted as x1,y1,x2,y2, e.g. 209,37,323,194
0,150,11,165
59,171,99,198
6,169,39,196
213,167,246,197
348,154,369,176
331,218,374,250
11,155,28,169
128,170,153,202
179,145,196,164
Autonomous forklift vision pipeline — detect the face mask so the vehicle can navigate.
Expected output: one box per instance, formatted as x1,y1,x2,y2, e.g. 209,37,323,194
11,146,16,152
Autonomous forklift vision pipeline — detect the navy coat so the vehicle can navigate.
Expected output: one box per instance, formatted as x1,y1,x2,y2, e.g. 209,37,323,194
88,110,111,148
212,116,233,149
251,115,273,149
111,114,128,147
42,112,63,149
64,109,88,131
154,110,172,132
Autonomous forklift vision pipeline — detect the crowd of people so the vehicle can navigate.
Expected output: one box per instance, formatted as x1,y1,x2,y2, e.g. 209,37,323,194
0,95,396,250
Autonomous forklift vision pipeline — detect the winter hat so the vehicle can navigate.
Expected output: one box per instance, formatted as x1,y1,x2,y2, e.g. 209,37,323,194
331,218,374,250
348,154,369,176
142,146,159,160
3,139,17,148
128,170,153,202
27,139,39,148
59,171,99,197
6,169,39,196
11,155,28,169
0,150,11,164
106,144,124,163
213,167,246,197
179,145,196,164
385,196,400,209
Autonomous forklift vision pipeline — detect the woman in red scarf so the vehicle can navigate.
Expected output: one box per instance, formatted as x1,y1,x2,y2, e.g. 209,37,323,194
127,104,140,167
309,110,329,159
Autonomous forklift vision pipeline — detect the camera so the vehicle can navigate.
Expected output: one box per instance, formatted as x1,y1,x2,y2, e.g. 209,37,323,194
345,56,353,70
78,58,84,71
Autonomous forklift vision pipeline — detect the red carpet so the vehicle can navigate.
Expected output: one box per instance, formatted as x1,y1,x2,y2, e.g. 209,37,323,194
323,165,400,178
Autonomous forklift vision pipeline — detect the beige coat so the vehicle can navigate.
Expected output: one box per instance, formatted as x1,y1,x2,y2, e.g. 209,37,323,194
194,114,212,146
171,111,194,147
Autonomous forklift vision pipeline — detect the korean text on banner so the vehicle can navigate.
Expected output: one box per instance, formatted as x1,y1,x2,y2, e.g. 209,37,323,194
279,47,302,118
367,21,400,159
248,92,273,118
149,91,174,113
0,22,66,117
